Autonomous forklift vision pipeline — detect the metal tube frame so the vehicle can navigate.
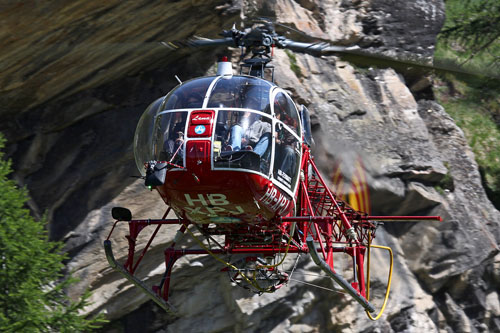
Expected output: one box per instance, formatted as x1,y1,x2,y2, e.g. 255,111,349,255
104,143,441,314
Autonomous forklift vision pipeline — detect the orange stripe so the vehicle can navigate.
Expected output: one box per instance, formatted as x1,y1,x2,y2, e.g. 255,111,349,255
357,159,371,214
331,164,346,200
351,158,371,214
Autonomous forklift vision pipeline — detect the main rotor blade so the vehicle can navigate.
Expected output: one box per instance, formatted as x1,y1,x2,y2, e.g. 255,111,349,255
277,38,350,56
338,48,500,81
161,37,236,50
277,37,499,81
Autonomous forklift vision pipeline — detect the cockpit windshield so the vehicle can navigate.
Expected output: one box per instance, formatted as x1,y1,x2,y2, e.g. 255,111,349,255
213,111,273,175
162,77,213,110
207,76,272,113
134,75,301,193
134,98,162,176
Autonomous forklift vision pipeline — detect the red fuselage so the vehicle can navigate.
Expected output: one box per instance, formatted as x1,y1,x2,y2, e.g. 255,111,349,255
134,75,303,224
156,139,295,224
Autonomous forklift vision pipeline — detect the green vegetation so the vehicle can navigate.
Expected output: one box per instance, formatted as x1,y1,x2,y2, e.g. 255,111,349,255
433,81,500,206
435,162,455,196
0,133,106,332
285,49,303,78
433,0,500,208
438,0,500,73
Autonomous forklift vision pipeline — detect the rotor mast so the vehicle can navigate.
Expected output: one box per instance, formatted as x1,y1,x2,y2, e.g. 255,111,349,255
220,23,276,80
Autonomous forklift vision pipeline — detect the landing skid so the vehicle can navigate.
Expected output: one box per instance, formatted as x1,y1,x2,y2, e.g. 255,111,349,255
104,240,177,315
306,236,375,313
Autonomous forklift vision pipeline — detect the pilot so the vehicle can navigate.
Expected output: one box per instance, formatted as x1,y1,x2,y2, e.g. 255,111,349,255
274,93,299,133
164,112,185,162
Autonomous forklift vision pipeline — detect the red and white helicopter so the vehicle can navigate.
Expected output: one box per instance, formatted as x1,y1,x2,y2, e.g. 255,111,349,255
104,21,441,320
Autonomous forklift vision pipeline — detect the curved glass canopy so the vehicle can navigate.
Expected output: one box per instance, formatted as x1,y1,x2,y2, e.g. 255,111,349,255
207,76,272,113
134,75,302,192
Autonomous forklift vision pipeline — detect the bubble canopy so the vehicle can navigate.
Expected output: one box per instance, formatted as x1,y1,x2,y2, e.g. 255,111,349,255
135,76,273,174
133,75,300,192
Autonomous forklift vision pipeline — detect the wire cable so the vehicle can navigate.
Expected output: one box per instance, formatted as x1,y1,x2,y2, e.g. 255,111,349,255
288,278,346,294
183,223,274,293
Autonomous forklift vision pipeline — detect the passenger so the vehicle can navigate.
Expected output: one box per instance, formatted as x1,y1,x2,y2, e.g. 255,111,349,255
227,113,271,156
226,112,250,151
274,123,297,185
248,117,272,156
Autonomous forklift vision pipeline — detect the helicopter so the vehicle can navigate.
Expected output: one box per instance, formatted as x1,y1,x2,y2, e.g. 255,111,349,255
104,20,442,320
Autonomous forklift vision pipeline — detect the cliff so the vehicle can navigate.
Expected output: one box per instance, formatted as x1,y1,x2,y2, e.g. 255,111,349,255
1,1,499,332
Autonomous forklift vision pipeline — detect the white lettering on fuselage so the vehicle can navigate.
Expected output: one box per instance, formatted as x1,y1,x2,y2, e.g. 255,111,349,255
259,186,291,215
185,193,230,206
192,115,211,122
183,193,244,218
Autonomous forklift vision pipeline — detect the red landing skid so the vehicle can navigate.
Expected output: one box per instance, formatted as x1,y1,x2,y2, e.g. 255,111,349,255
104,144,441,317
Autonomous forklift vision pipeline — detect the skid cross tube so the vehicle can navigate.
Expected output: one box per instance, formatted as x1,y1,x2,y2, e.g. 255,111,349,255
306,237,375,313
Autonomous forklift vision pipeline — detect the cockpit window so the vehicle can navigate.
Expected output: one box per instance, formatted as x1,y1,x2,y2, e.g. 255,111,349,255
134,98,164,176
273,92,300,135
207,76,272,113
273,122,300,190
213,110,272,175
134,100,187,176
162,77,214,110
153,111,187,166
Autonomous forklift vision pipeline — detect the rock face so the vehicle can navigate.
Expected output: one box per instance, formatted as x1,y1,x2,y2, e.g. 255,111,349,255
0,0,240,241
1,0,499,332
